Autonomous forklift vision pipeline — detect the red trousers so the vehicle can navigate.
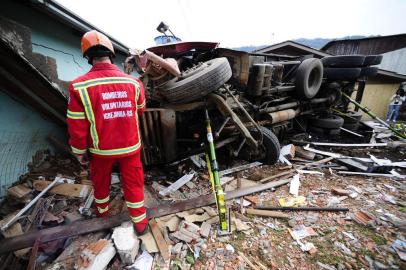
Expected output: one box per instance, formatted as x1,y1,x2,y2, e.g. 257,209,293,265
90,152,147,230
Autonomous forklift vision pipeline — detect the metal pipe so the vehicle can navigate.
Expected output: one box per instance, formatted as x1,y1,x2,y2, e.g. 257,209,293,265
268,109,300,124
208,94,257,147
225,86,263,143
310,97,330,104
260,101,299,113
215,117,230,138
233,138,246,157
1,176,62,232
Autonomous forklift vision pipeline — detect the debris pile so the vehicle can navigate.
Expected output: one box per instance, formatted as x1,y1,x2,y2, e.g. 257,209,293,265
0,127,405,269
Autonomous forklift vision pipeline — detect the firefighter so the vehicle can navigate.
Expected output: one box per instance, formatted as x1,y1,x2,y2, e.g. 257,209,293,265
67,30,148,235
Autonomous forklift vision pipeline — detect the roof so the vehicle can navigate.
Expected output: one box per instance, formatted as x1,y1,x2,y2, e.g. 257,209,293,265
376,68,406,82
29,0,129,54
254,40,330,58
0,28,67,125
321,33,406,55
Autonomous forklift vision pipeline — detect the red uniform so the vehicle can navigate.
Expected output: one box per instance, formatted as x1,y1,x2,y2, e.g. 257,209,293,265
67,62,147,230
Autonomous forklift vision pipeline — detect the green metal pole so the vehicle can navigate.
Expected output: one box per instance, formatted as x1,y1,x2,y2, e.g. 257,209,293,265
205,109,229,232
342,93,406,139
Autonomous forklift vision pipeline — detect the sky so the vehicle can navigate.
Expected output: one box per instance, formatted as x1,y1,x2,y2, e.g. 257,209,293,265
57,0,406,49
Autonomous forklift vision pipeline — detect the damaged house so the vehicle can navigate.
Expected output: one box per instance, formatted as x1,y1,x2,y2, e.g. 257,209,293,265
0,0,132,198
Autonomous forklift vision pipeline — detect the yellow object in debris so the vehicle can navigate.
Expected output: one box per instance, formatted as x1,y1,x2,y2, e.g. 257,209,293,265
278,196,306,207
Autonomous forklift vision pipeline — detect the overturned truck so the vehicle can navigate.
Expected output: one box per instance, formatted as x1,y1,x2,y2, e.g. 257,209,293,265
125,42,382,165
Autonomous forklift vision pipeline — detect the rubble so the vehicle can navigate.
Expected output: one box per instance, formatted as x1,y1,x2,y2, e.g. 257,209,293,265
7,184,32,200
112,223,140,265
75,239,116,270
0,127,406,269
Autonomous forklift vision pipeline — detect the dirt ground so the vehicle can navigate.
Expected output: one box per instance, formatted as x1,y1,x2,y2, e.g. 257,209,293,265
190,166,406,269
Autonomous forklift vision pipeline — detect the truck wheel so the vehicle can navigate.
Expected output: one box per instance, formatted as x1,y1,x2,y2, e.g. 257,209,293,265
327,128,341,135
341,111,362,124
295,58,323,99
243,126,280,165
309,115,344,129
323,67,361,80
343,123,359,130
363,55,383,66
159,57,232,104
322,55,365,68
308,126,325,136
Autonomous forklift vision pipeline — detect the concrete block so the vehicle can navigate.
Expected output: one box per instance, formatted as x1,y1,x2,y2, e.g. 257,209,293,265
112,223,140,265
199,222,211,238
76,239,116,270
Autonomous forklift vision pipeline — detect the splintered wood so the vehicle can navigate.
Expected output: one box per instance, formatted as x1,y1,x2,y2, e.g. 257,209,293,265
7,184,32,199
149,219,170,261
33,180,92,198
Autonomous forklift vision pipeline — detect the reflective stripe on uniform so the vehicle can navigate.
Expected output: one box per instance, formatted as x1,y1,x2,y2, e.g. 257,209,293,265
67,109,86,120
71,146,87,154
126,200,144,209
89,141,141,156
97,205,109,214
95,195,110,204
78,88,99,149
137,100,145,109
73,77,140,89
131,212,146,223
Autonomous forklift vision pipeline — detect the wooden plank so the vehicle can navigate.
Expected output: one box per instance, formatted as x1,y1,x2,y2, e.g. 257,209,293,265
7,185,32,199
226,178,291,199
33,180,92,198
26,237,40,270
238,251,260,270
149,219,170,261
245,209,289,219
219,162,262,176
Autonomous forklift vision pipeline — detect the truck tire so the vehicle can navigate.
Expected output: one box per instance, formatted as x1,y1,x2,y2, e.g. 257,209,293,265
295,58,323,99
323,67,361,80
328,128,341,135
343,123,359,130
322,55,365,68
159,57,232,104
308,126,324,136
260,127,281,164
249,126,281,165
309,115,344,129
360,67,378,77
363,55,383,66
341,111,362,124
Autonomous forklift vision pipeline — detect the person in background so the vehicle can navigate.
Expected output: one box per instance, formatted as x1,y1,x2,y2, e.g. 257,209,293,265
386,88,405,122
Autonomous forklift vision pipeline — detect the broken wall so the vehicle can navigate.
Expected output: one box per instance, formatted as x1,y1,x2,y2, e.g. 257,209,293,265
0,91,63,198
0,0,134,199
0,0,130,86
